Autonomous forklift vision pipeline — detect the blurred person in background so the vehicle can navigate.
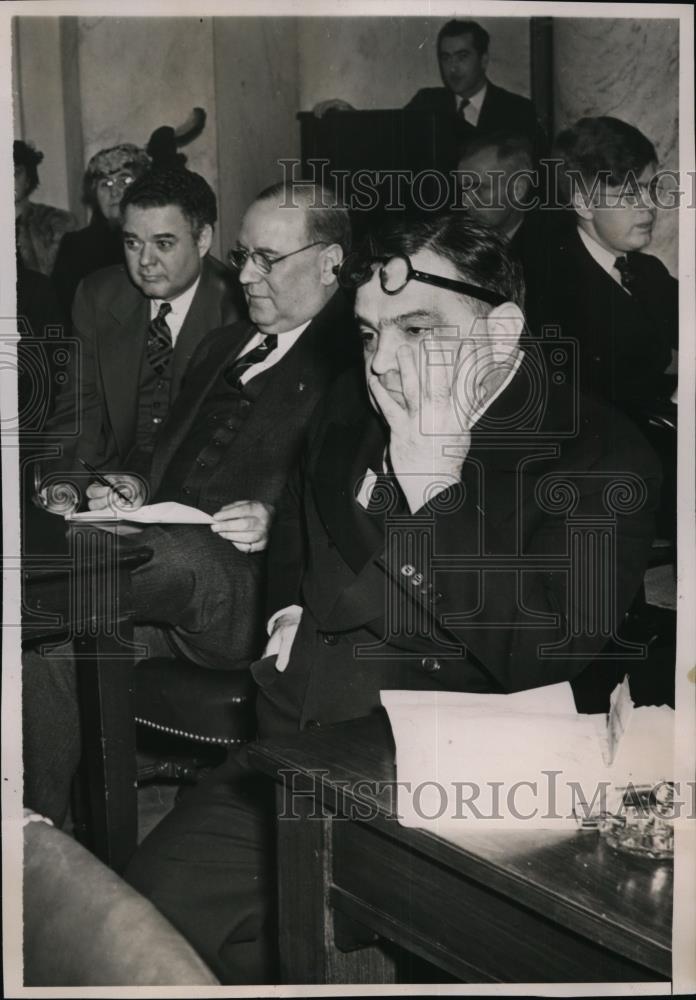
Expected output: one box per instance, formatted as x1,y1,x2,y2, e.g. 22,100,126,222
52,143,151,315
14,139,77,275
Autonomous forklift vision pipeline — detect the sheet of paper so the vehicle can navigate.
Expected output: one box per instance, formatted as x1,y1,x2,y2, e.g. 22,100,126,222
381,689,610,832
66,502,215,525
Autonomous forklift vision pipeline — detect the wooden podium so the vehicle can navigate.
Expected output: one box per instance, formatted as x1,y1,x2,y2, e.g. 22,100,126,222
297,109,461,238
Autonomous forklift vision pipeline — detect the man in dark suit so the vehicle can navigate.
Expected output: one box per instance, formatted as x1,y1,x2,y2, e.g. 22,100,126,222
43,167,240,478
406,20,544,157
525,117,677,412
23,182,359,827
125,215,660,983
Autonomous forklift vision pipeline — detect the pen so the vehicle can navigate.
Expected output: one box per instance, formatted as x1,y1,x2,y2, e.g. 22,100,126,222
79,459,132,505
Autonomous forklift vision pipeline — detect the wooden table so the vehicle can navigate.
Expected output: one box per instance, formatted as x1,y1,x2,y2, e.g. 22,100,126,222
247,714,673,985
22,506,152,872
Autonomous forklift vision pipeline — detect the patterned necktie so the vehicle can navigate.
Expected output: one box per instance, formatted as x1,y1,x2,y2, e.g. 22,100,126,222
614,255,635,293
147,302,173,375
225,333,278,387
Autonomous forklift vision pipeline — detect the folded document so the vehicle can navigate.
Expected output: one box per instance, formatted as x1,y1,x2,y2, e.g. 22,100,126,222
66,502,215,525
380,678,674,832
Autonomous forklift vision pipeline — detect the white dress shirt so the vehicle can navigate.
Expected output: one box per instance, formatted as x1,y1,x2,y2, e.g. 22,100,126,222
235,320,310,384
577,226,629,292
457,82,487,127
149,276,201,347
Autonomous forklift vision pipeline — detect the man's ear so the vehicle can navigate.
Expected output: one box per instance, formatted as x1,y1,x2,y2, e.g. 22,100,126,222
485,301,525,362
320,244,344,285
196,223,214,258
571,189,595,222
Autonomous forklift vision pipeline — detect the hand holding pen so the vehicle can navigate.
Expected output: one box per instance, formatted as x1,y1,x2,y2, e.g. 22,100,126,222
80,461,146,511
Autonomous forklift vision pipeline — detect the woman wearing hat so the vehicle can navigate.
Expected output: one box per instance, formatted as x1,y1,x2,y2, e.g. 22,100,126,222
52,143,151,314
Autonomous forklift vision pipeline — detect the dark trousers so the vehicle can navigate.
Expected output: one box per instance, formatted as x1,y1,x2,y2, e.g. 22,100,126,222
23,524,264,826
124,749,277,985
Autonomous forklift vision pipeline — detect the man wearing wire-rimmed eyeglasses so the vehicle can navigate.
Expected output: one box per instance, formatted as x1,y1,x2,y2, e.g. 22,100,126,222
124,213,660,984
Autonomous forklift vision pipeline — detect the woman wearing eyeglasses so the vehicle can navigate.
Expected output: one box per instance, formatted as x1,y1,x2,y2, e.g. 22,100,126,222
52,143,151,315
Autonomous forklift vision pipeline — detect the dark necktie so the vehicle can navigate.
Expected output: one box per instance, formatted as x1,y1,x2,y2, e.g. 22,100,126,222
225,333,278,387
457,98,470,122
147,302,173,375
614,255,636,294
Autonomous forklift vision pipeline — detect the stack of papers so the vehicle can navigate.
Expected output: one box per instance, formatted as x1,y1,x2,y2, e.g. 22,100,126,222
380,678,674,832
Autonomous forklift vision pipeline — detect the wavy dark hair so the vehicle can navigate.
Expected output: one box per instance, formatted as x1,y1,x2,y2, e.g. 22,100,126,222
553,117,657,201
368,213,525,313
120,168,217,238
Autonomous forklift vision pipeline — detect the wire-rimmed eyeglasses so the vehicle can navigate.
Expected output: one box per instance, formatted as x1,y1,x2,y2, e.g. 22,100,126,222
333,252,507,307
228,241,328,275
96,172,136,193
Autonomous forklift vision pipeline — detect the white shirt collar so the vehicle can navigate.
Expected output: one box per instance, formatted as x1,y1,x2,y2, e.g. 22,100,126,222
577,226,625,288
150,275,201,346
238,318,311,384
457,81,487,124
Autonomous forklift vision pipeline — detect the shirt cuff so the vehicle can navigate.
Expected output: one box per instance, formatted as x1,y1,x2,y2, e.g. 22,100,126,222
267,604,303,636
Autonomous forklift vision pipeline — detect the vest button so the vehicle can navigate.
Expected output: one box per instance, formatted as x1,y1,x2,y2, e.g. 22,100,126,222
240,399,251,409
196,459,206,467
322,632,338,646
304,719,321,729
152,416,162,425
182,487,192,495
420,657,441,674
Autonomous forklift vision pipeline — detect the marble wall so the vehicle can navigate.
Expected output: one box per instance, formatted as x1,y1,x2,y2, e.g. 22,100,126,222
213,17,300,248
554,18,679,275
77,16,221,255
297,16,531,110
13,18,71,213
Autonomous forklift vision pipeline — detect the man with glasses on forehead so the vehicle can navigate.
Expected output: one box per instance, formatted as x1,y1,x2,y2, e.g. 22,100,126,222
124,214,660,984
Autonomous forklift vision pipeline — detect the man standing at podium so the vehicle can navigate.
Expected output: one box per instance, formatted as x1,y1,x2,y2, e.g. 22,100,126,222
407,20,544,157
314,19,544,159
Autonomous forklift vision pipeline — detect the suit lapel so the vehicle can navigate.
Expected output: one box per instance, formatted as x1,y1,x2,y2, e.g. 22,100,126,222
312,415,387,574
476,82,498,131
148,322,254,489
170,259,221,396
99,279,149,459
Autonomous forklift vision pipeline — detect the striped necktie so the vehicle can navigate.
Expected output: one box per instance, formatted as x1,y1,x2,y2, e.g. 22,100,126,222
147,302,173,375
225,333,278,387
614,255,635,293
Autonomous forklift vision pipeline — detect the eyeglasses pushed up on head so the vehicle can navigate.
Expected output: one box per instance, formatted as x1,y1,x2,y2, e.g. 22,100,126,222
333,252,507,307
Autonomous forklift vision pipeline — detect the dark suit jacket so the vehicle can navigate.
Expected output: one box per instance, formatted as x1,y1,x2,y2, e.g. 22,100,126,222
524,226,678,411
407,80,545,157
52,215,124,317
45,255,240,474
254,359,660,737
137,290,361,514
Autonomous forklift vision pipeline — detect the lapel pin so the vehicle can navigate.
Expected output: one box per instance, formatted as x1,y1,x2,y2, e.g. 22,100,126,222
298,381,306,392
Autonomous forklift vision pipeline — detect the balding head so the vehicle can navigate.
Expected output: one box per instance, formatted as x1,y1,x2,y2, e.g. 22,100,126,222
233,183,349,335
